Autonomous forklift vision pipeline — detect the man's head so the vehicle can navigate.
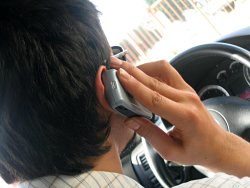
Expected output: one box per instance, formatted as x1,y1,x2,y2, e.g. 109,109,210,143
0,0,112,183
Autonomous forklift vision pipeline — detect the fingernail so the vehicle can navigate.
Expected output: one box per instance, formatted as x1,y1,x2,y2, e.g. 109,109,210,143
126,119,141,131
118,68,131,80
110,57,122,68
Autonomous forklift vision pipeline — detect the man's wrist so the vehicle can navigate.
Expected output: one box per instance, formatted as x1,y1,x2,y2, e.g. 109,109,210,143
207,131,250,177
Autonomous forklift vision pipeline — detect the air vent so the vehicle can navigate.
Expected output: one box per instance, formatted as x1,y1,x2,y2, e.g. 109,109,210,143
139,154,150,171
135,153,163,188
149,176,162,188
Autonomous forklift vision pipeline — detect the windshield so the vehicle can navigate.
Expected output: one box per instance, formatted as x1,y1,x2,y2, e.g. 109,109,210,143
92,0,250,64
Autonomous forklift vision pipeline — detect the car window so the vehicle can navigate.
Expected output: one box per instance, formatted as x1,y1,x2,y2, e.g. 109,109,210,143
92,0,250,64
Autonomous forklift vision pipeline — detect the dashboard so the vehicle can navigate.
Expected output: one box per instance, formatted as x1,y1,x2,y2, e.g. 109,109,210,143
169,27,250,103
197,60,250,101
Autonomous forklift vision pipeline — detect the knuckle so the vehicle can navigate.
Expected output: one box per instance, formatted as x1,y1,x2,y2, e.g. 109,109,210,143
184,91,200,103
120,60,127,67
157,61,172,84
185,84,196,93
151,91,163,107
188,92,198,99
127,64,136,75
159,59,169,66
149,78,161,91
159,60,170,69
155,76,164,83
184,106,200,123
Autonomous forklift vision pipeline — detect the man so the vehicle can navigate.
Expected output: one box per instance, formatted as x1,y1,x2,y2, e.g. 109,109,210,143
0,0,250,187
0,0,136,186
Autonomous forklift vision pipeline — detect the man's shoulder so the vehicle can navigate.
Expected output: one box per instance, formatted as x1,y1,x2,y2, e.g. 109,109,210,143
18,171,144,188
174,173,250,188
17,171,250,188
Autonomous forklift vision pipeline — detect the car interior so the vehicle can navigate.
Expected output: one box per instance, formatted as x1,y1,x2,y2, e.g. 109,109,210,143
105,1,250,187
0,0,250,188
120,27,250,187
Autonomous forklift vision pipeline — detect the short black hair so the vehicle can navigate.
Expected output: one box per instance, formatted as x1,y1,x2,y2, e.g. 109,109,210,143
0,0,111,184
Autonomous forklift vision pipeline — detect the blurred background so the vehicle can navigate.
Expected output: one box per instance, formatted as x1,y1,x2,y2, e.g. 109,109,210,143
92,0,250,65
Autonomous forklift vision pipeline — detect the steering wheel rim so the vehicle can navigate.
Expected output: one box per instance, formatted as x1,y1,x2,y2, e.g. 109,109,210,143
142,42,250,187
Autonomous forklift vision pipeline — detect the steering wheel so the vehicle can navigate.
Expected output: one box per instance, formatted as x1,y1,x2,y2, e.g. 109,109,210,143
142,42,250,187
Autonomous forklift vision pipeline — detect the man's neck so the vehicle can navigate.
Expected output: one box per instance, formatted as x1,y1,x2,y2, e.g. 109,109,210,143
92,138,123,174
91,113,135,174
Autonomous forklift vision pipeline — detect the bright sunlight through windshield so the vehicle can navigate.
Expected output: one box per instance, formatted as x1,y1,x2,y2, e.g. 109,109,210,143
92,0,250,64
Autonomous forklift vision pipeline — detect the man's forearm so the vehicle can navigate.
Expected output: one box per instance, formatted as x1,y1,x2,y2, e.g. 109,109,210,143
209,132,250,177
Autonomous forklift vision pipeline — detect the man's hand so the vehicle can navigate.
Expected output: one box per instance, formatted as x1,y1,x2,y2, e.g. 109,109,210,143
110,57,250,177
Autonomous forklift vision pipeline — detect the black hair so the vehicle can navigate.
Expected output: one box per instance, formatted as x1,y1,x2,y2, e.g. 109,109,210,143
0,0,111,184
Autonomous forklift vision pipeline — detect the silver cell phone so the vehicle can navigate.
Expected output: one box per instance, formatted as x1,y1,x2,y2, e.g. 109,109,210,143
102,69,153,119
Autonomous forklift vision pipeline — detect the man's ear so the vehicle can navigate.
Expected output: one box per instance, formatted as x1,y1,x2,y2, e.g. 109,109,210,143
95,66,113,112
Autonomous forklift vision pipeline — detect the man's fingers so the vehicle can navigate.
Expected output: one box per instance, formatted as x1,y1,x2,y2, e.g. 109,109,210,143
125,117,181,160
137,60,180,81
137,61,195,92
111,57,193,92
117,68,187,126
111,58,184,102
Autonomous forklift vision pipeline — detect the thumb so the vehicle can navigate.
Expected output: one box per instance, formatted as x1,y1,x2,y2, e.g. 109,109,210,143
125,117,180,159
